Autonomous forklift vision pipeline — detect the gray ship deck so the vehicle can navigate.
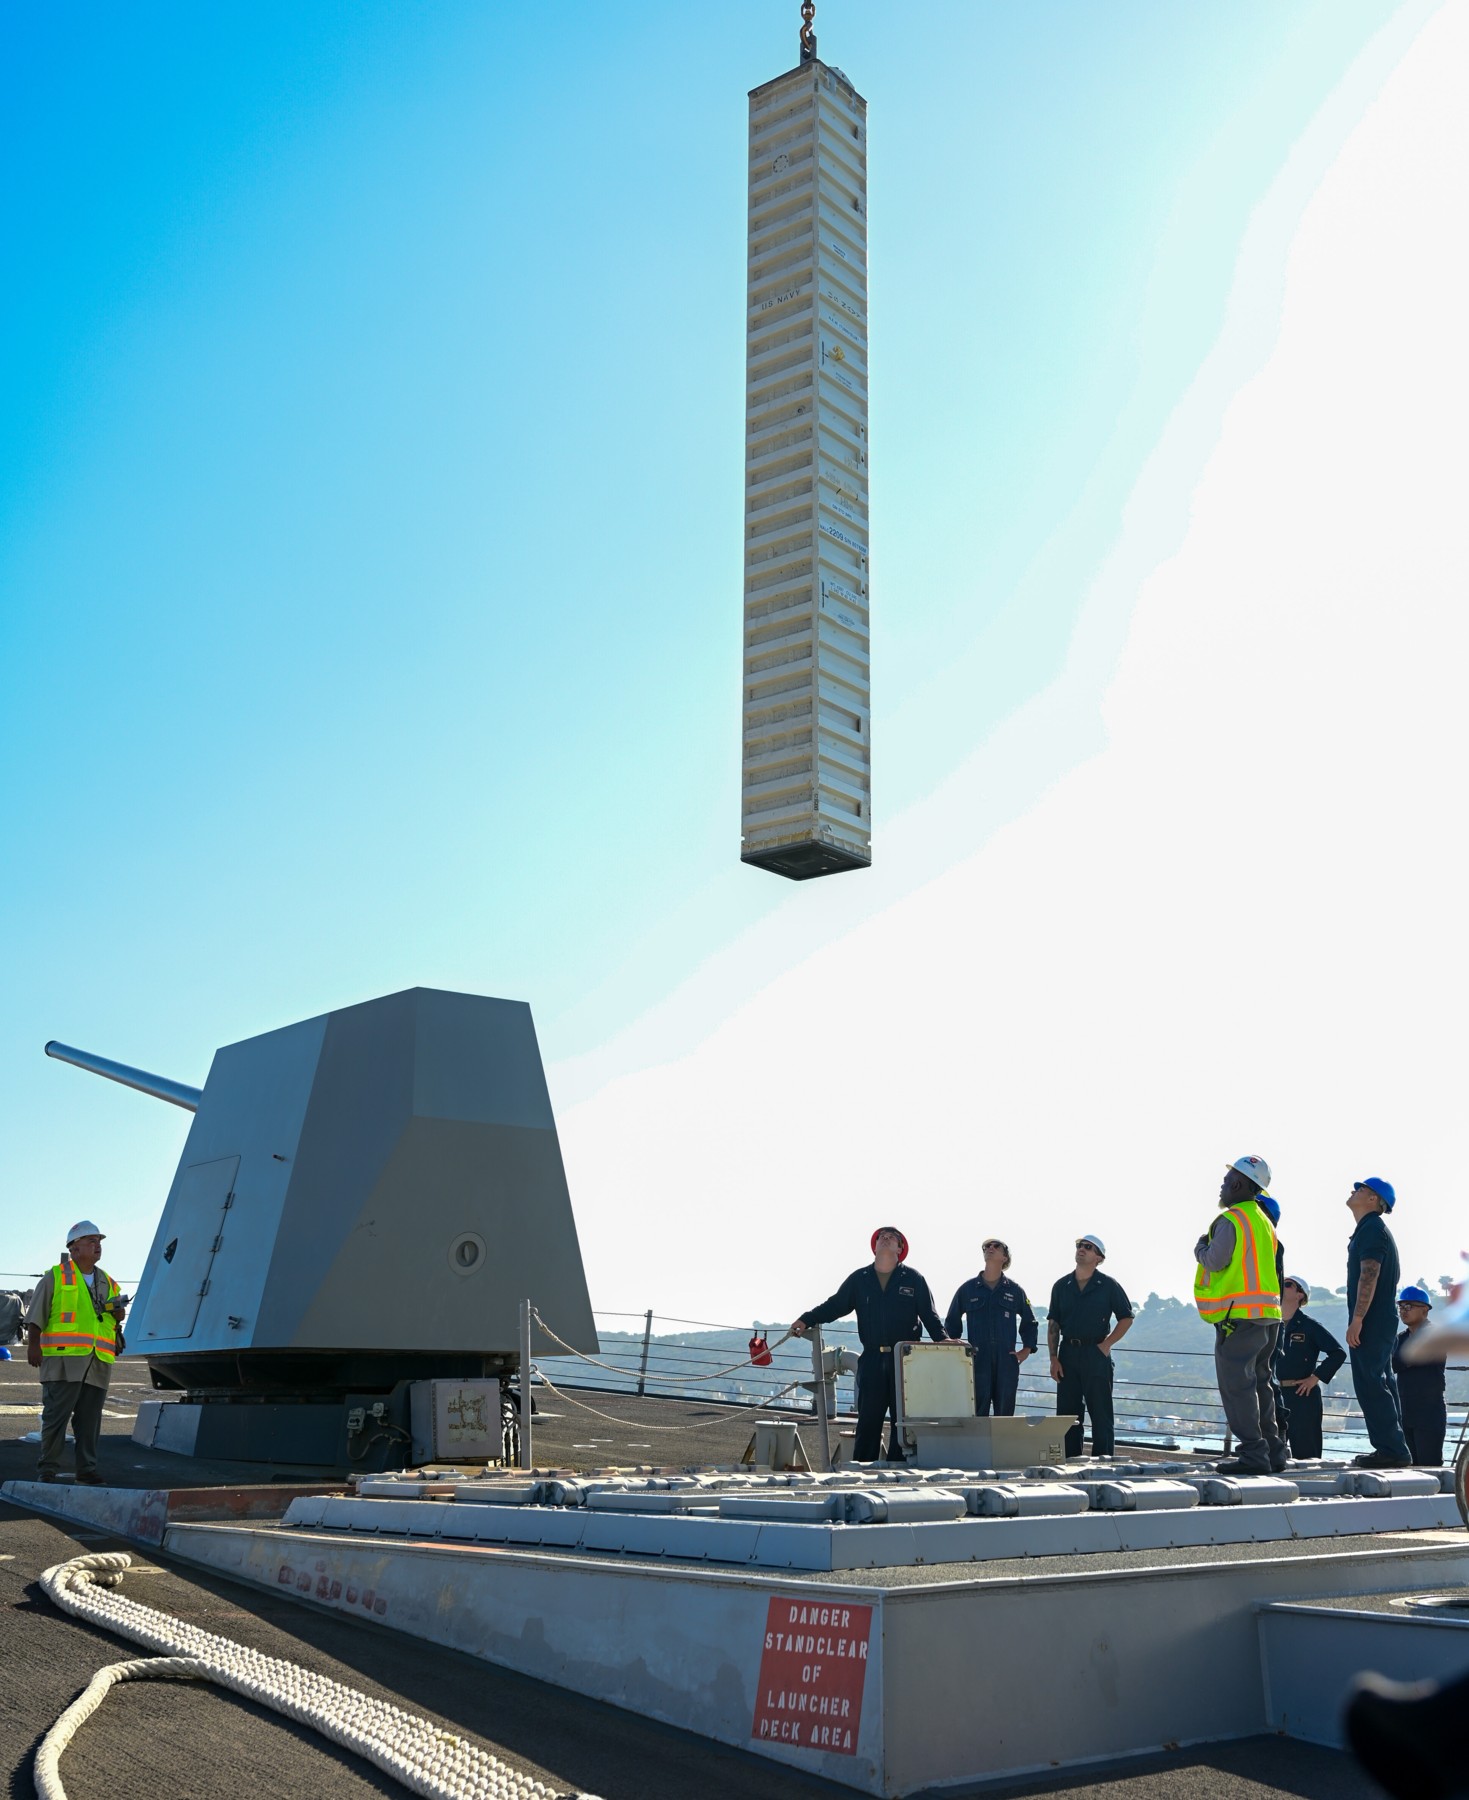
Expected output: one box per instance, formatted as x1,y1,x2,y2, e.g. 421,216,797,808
0,1358,1450,1798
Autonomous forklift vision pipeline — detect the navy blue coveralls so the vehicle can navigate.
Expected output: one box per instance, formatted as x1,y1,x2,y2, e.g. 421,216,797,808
1347,1214,1410,1460
1048,1270,1133,1458
799,1264,947,1461
1273,1311,1346,1458
1393,1326,1448,1466
945,1275,1038,1416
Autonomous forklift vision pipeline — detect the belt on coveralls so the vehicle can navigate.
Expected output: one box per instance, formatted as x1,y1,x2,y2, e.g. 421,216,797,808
1064,1336,1101,1346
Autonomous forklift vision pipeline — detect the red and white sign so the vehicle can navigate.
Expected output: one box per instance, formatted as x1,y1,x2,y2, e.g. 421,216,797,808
751,1595,873,1756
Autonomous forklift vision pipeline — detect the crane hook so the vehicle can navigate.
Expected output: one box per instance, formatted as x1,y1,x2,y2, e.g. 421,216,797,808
799,0,817,63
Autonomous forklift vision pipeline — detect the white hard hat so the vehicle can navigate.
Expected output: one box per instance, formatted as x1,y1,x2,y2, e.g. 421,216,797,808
66,1220,105,1244
1077,1233,1106,1257
1231,1154,1271,1190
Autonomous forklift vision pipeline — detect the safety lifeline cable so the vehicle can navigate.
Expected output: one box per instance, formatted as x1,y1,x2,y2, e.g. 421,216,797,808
37,1553,601,1800
534,1365,804,1429
531,1307,793,1383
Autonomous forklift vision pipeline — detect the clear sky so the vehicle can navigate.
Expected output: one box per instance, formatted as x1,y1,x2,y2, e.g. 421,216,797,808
3,2,1463,1328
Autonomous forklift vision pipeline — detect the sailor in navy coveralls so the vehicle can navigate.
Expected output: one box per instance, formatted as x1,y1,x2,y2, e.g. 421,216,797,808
945,1237,1038,1416
1392,1285,1448,1466
1047,1234,1134,1458
1273,1276,1346,1459
793,1226,949,1461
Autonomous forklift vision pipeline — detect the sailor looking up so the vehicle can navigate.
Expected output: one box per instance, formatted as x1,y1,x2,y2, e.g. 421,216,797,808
944,1238,1037,1417
792,1226,949,1462
1046,1235,1133,1458
1196,1154,1285,1476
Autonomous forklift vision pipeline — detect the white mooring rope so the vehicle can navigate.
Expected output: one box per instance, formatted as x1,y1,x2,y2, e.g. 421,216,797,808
38,1553,600,1800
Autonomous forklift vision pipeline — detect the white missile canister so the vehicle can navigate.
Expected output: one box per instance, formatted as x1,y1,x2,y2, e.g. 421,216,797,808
741,49,871,879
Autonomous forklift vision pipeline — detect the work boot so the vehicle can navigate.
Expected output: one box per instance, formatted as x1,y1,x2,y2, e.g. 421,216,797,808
1354,1450,1412,1469
1344,1671,1459,1799
1215,1458,1271,1476
38,1472,58,1484
1269,1445,1291,1473
75,1472,103,1486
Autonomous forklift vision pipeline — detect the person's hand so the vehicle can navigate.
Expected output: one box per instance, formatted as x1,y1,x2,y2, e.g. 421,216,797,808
1049,1356,1064,1382
791,1320,809,1338
1013,1347,1033,1362
1295,1373,1319,1395
1346,1318,1362,1349
1098,1342,1113,1359
27,1340,42,1369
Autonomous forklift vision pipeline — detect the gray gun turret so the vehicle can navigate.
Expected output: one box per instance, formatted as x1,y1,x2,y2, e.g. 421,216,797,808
47,988,598,1467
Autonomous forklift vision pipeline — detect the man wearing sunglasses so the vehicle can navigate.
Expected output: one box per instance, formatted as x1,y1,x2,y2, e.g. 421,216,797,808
944,1237,1038,1417
1046,1235,1133,1458
1344,1178,1412,1467
793,1226,949,1462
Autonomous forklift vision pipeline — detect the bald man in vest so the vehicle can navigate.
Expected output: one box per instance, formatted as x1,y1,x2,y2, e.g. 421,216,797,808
1195,1155,1285,1476
24,1220,128,1484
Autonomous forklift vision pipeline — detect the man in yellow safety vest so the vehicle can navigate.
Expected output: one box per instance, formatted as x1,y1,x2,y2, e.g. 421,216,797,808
23,1220,128,1485
1194,1155,1285,1476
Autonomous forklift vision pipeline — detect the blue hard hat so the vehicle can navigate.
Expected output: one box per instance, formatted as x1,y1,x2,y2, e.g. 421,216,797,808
1398,1285,1432,1307
1259,1195,1280,1225
1358,1176,1396,1212
0,1345,11,1361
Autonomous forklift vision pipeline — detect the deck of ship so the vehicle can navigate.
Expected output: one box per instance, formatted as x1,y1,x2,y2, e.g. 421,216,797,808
3,1357,1459,1799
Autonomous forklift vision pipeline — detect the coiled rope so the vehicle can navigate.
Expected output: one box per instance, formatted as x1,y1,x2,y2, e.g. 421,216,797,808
37,1553,599,1800
532,1307,793,1384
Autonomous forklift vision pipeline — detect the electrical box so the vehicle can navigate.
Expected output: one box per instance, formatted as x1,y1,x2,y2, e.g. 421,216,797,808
742,56,871,879
409,1378,502,1465
896,1343,1077,1469
897,1342,976,1420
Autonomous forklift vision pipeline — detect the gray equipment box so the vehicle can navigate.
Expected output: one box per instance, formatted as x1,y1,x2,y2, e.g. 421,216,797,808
895,1342,1077,1469
409,1379,503,1465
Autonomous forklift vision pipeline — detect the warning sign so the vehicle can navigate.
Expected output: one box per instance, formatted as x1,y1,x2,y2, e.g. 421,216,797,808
751,1595,873,1755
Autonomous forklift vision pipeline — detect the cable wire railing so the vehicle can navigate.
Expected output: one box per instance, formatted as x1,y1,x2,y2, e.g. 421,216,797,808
535,1309,1469,1455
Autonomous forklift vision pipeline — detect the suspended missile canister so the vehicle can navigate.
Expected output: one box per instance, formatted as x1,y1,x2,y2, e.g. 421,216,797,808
741,28,871,879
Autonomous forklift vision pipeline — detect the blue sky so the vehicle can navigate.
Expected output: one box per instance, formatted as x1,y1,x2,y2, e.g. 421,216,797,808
3,1,1460,1316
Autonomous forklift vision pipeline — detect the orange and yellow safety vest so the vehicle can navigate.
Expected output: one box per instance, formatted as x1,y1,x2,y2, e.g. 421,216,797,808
41,1260,120,1363
1194,1199,1281,1325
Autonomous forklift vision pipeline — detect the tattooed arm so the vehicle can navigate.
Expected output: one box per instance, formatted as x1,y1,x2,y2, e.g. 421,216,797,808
1347,1258,1380,1349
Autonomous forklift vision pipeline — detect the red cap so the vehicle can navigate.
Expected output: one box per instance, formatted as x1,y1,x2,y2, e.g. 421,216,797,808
871,1226,908,1261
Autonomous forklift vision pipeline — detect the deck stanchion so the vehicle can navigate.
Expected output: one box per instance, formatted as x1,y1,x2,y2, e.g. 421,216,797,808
520,1298,534,1471
636,1309,653,1397
810,1326,832,1471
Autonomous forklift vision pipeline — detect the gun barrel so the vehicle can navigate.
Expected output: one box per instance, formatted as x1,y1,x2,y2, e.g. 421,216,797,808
44,1041,202,1112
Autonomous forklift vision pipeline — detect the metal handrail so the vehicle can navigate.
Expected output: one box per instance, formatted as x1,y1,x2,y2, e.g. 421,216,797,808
540,1310,1469,1449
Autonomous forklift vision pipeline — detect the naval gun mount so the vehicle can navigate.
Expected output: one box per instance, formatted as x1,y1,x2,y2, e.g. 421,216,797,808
45,988,599,1469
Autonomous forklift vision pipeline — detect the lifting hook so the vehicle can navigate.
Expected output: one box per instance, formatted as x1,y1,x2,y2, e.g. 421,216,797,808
799,0,817,64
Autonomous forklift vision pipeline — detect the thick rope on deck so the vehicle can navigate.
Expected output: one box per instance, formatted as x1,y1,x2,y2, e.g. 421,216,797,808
37,1553,600,1800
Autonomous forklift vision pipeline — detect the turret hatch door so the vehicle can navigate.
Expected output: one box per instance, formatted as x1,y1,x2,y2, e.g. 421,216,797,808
143,1155,239,1340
